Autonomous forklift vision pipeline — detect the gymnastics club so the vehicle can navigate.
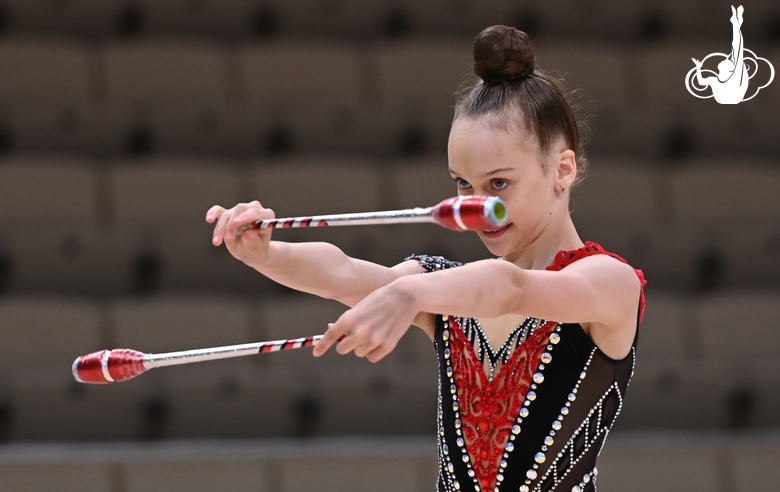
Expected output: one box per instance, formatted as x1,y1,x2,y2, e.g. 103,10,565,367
73,335,323,384
238,195,508,233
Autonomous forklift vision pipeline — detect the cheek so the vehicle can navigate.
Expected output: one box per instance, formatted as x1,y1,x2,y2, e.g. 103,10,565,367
506,184,549,223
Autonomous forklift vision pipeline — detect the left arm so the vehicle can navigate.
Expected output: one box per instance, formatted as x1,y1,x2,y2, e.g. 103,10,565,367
314,255,642,362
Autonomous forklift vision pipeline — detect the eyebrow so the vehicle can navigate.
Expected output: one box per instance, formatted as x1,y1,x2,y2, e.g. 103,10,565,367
448,167,517,178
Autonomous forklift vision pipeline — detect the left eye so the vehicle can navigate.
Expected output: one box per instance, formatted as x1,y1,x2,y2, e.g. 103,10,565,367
492,179,508,190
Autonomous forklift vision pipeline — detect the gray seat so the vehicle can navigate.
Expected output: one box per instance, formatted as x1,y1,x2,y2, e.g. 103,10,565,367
371,40,475,155
402,0,519,36
0,463,113,492
109,157,257,293
597,446,720,492
0,157,137,295
534,44,641,155
697,290,780,428
103,41,245,155
110,157,239,223
617,292,725,428
123,461,268,492
535,0,646,39
240,42,366,154
0,156,97,223
278,0,391,37
668,160,780,288
0,0,123,36
0,41,111,154
135,0,259,36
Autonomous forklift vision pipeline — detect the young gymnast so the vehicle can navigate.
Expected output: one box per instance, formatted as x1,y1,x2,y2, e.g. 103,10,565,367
208,25,646,492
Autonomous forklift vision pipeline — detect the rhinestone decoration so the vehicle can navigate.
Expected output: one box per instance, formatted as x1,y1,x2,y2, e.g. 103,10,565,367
519,407,529,418
420,245,636,492
532,347,621,492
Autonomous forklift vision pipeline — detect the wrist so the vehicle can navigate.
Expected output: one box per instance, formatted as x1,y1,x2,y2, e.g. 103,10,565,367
390,274,425,313
250,240,278,271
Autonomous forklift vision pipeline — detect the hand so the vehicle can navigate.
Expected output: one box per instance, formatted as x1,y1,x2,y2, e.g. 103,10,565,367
692,58,702,67
206,201,275,268
313,279,418,362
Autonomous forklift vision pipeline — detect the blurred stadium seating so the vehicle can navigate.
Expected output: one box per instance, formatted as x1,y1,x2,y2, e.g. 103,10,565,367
0,1,778,490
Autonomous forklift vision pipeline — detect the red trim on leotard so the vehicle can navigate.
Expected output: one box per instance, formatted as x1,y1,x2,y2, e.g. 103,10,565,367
449,317,559,491
545,240,647,323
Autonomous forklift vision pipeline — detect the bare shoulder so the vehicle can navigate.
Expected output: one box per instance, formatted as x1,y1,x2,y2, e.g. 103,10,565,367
555,252,639,288
570,254,643,360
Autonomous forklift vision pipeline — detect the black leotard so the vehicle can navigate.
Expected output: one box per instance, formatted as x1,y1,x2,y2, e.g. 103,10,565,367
407,241,647,492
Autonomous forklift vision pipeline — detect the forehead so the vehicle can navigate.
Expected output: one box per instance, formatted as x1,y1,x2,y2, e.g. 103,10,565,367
447,117,541,175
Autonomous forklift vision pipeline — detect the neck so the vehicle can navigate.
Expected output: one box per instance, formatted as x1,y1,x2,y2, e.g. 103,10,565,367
501,209,584,270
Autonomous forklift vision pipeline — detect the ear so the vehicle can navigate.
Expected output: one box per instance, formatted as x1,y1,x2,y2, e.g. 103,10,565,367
553,149,577,190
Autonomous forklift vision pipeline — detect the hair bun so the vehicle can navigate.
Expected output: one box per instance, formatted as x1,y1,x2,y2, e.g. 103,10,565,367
473,25,535,83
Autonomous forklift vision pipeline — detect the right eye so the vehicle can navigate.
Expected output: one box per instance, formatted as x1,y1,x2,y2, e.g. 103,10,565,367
455,178,472,190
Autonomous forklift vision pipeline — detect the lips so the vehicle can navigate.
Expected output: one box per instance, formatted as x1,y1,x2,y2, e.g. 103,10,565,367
481,223,511,239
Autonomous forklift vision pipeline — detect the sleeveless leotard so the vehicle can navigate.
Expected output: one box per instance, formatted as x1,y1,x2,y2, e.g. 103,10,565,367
407,241,647,492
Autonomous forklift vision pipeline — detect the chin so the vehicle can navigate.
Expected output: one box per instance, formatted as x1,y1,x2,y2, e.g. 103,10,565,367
477,235,515,258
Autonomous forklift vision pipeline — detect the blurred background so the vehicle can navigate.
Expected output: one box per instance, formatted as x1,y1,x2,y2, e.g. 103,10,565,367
0,0,778,490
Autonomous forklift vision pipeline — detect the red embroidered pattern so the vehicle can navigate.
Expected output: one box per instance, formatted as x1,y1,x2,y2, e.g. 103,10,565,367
546,241,648,323
449,317,558,491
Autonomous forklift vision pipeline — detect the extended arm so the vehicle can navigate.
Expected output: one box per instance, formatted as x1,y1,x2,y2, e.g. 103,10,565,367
315,254,642,361
208,201,433,330
258,241,424,308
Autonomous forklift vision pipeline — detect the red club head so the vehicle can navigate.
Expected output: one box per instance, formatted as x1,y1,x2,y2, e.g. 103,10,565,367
432,196,508,231
73,349,147,384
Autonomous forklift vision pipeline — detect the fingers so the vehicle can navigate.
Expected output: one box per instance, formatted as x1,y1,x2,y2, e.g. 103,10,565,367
212,208,233,246
313,318,390,360
313,323,345,357
206,205,225,224
225,203,273,242
210,201,273,246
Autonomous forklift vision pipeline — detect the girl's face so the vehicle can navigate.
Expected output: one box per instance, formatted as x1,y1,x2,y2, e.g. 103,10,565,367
447,117,571,259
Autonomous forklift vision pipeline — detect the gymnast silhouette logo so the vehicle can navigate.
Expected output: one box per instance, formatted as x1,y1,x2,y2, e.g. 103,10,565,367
685,5,774,104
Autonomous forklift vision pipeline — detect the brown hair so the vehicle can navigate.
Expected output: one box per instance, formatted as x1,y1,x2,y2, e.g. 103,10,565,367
454,25,589,186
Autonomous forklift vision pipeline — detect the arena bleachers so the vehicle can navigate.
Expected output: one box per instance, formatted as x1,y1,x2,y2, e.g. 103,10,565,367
0,1,778,490
1,432,779,491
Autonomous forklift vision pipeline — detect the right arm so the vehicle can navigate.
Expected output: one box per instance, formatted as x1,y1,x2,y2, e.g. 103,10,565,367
207,201,435,336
